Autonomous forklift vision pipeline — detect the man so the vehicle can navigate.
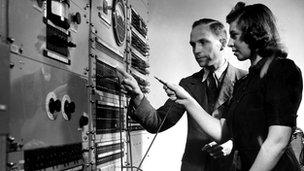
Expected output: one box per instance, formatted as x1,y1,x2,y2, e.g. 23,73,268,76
118,18,247,171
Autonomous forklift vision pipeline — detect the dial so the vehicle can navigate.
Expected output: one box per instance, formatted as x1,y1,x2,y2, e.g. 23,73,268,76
113,0,126,46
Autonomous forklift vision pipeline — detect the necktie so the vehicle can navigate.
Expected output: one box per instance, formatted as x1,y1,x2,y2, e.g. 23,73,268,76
206,69,219,112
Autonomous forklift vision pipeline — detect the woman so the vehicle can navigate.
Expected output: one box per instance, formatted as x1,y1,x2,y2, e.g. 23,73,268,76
164,2,303,171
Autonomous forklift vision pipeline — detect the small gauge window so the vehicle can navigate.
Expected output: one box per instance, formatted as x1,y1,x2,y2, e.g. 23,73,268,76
51,1,68,21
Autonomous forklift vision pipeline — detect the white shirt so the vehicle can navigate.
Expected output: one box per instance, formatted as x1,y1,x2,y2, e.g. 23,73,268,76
202,60,228,87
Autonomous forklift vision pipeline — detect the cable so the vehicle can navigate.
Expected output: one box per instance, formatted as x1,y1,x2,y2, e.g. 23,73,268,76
117,75,139,171
126,124,134,171
116,70,175,170
125,99,134,171
136,103,174,171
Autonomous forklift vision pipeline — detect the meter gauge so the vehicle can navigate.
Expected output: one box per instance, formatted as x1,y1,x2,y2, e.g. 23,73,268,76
112,0,126,46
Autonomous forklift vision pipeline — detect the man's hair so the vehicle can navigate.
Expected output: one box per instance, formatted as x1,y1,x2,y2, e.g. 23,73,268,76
192,18,227,47
226,2,287,58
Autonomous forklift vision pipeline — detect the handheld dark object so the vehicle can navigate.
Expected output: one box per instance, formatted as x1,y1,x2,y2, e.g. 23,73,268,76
154,76,167,86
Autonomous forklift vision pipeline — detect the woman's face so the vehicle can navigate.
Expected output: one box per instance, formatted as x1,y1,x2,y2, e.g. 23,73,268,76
227,20,251,61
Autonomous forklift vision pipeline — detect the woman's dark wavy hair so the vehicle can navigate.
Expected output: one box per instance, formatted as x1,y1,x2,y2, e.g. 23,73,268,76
226,2,287,58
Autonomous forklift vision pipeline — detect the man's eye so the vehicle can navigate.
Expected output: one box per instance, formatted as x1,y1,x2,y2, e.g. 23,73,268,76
199,40,207,45
190,42,195,48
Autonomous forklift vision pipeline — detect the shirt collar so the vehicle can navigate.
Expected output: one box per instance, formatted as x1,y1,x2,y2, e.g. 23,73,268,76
202,59,228,83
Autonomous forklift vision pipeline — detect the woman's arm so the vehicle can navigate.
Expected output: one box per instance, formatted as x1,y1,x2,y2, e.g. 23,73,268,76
165,82,230,142
249,125,292,171
250,59,302,170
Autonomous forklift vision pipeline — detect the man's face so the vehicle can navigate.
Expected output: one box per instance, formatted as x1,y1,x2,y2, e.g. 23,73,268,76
190,24,223,67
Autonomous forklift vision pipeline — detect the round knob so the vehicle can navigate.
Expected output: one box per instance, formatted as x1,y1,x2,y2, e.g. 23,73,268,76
64,101,75,120
64,101,75,113
72,12,81,24
79,115,89,128
49,98,61,114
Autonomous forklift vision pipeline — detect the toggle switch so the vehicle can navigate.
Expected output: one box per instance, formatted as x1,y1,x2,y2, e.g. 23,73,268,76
67,41,77,48
7,162,15,168
7,136,23,152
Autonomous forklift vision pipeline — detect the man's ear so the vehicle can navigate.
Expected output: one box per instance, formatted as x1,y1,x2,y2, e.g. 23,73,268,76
219,38,226,51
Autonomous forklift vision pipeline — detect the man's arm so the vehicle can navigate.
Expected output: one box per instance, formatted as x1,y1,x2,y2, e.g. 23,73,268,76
116,66,185,133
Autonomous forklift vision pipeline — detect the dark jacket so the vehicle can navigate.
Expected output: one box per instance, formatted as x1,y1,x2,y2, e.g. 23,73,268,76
131,63,247,171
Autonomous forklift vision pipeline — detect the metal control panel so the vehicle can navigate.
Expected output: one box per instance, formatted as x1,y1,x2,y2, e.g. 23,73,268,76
8,0,90,76
1,0,150,170
5,0,90,170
